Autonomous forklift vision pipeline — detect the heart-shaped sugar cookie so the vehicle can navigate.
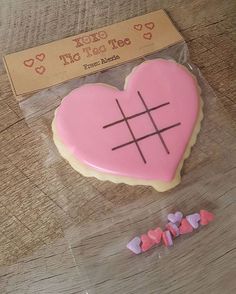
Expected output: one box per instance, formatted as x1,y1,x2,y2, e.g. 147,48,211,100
52,59,203,191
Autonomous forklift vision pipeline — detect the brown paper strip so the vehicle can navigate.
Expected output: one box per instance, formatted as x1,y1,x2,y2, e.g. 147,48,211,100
3,10,183,100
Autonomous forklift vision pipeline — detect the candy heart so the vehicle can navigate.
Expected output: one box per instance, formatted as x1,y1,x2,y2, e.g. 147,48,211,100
166,222,180,237
167,211,183,225
200,210,214,225
134,24,142,31
162,230,173,247
143,32,152,40
140,234,155,252
179,218,193,234
186,213,200,229
53,59,201,191
126,236,142,254
147,227,162,244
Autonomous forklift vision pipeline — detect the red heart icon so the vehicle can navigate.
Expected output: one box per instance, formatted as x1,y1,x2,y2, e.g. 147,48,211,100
35,66,46,75
140,234,155,252
147,227,162,244
23,59,34,67
200,210,214,225
179,218,193,234
133,24,142,31
145,22,155,30
36,53,45,62
143,32,152,40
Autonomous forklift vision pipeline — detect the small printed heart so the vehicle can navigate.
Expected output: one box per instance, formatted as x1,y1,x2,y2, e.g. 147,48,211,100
36,53,45,62
134,24,142,31
141,234,155,252
145,22,155,30
126,236,142,254
23,58,34,67
200,210,214,225
179,218,193,234
143,32,152,40
35,66,46,75
186,213,200,229
168,211,183,225
147,227,162,244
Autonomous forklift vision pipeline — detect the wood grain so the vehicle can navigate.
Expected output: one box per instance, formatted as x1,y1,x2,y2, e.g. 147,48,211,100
0,0,236,293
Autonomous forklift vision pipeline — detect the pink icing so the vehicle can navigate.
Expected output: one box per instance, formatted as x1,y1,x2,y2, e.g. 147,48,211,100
55,59,199,182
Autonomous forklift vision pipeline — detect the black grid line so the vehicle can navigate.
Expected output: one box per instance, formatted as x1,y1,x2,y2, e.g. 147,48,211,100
112,122,181,151
137,91,170,154
103,102,170,129
115,99,147,164
103,92,181,164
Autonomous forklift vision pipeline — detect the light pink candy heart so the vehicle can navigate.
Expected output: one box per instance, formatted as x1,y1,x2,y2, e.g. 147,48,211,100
141,234,155,252
147,227,162,244
126,237,141,254
167,211,183,225
186,213,200,229
55,59,199,182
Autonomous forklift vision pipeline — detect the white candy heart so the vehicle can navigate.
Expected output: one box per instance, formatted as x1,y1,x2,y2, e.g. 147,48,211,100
126,237,141,254
167,211,183,225
186,213,200,229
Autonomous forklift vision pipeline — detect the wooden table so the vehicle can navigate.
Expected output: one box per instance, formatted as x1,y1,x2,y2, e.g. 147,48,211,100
0,0,235,293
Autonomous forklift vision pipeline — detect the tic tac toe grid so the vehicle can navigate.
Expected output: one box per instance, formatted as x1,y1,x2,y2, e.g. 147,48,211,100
103,91,181,163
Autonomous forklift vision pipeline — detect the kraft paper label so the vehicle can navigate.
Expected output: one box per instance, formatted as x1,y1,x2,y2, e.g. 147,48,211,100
3,10,183,100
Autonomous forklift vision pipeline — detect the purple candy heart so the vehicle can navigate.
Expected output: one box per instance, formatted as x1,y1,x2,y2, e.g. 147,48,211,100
186,213,200,229
167,211,183,226
126,237,142,254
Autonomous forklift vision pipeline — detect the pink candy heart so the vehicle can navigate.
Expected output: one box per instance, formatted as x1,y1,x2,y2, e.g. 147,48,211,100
166,222,180,237
179,218,193,234
126,237,142,254
141,234,155,252
186,213,200,229
167,211,183,225
147,227,162,244
200,210,214,225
